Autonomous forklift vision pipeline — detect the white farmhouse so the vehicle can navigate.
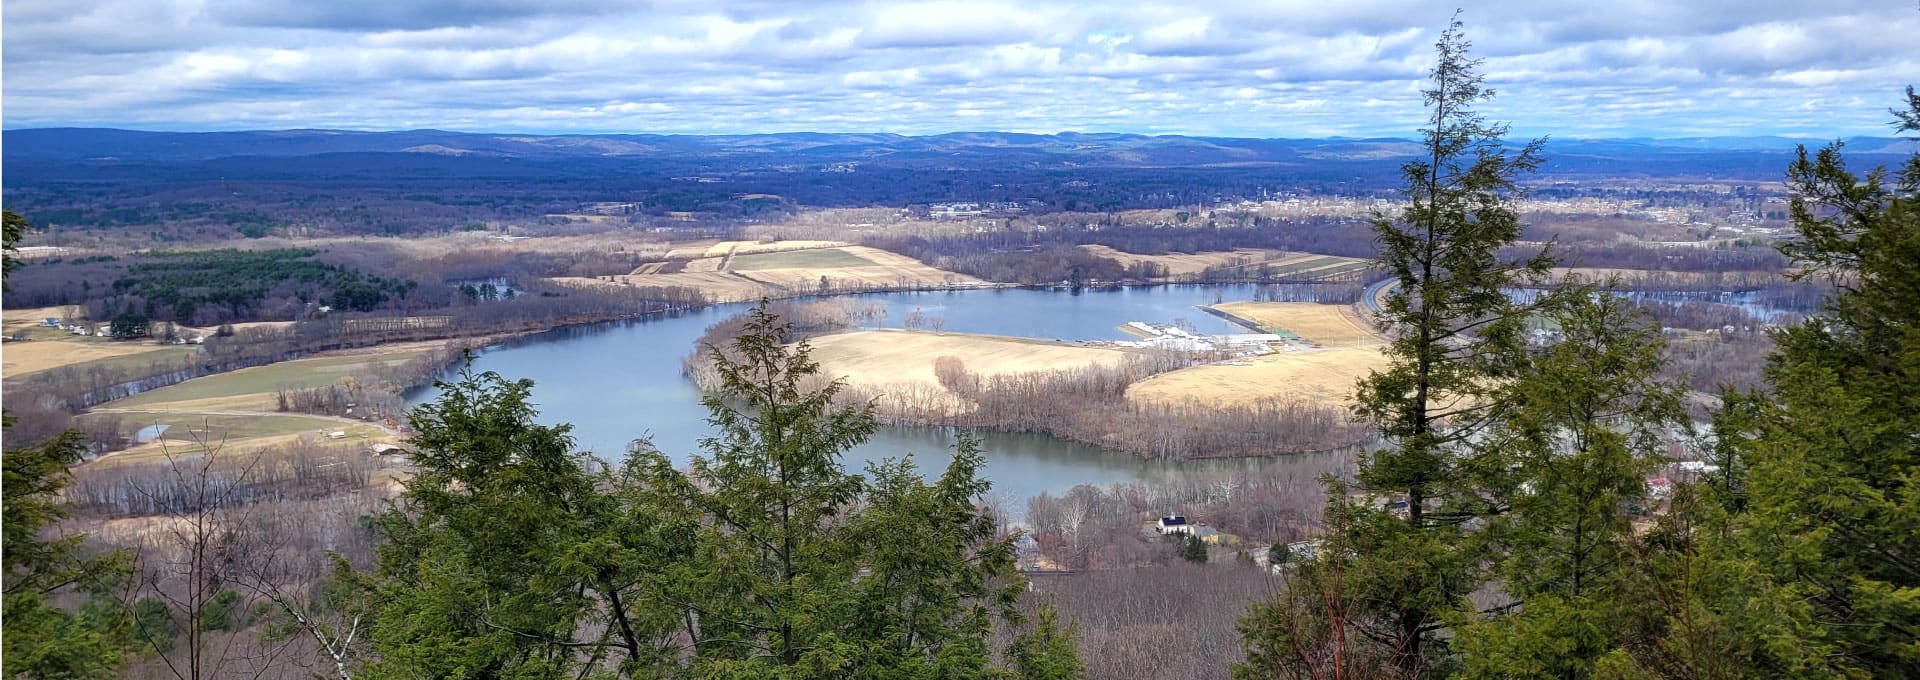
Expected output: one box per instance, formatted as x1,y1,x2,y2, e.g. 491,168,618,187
1156,515,1192,535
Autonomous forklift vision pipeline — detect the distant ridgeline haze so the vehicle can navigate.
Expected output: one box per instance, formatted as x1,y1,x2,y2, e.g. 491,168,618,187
3,128,1913,236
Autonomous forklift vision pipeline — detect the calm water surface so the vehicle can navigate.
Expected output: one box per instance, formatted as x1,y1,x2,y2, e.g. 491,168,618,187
410,285,1352,503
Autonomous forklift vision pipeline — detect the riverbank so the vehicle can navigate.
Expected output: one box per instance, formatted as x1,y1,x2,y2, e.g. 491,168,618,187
74,342,461,464
1203,301,1383,348
55,275,1015,463
53,276,1383,469
696,320,1371,459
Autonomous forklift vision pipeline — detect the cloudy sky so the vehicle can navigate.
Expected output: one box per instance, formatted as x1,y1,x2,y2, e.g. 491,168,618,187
4,0,1917,138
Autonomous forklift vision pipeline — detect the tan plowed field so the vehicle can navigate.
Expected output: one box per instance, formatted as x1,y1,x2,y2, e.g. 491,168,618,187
1208,301,1384,348
1127,346,1387,408
592,242,979,301
807,329,1131,389
1077,245,1294,277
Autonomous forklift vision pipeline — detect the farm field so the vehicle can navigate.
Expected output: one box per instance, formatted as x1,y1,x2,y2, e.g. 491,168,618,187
2,340,195,378
83,411,392,465
1077,245,1292,277
75,346,439,463
1229,254,1371,279
3,304,291,343
807,329,1132,392
1077,245,1371,281
1127,346,1388,408
603,242,980,302
730,247,875,271
563,272,773,303
808,328,1385,413
2,305,77,331
1208,302,1384,348
661,239,849,259
109,349,435,412
733,246,980,289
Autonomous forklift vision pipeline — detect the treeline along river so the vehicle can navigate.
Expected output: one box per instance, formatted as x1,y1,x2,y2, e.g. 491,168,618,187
409,284,1353,504
411,282,1804,504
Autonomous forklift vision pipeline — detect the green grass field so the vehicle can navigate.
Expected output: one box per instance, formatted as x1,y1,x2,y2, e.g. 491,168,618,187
1265,256,1348,275
728,248,875,271
81,412,391,463
107,413,369,442
112,350,431,408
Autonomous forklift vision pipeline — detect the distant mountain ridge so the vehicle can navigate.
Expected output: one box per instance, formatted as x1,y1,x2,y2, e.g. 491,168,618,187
7,127,1911,166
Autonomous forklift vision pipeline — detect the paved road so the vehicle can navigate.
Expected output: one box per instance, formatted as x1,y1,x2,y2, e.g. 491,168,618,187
1363,276,1395,315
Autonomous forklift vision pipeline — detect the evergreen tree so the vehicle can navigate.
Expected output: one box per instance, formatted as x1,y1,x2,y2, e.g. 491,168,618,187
357,369,681,678
109,313,151,339
1239,15,1555,678
1234,495,1393,679
3,209,29,288
2,417,132,679
627,302,1028,678
1179,533,1209,563
1724,86,1920,674
1602,84,1920,679
841,440,1021,675
1451,291,1685,678
5,208,133,680
1007,606,1086,680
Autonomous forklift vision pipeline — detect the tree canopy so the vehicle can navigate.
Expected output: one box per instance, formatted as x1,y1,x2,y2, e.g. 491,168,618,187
354,303,1061,678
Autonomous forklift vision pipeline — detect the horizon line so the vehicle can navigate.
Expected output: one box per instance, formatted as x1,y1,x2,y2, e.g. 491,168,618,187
1,125,1899,143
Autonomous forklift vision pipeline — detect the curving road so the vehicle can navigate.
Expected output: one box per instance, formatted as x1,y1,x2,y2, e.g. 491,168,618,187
1362,276,1395,315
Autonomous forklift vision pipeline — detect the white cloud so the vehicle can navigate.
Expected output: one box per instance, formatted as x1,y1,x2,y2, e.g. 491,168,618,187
2,0,1915,137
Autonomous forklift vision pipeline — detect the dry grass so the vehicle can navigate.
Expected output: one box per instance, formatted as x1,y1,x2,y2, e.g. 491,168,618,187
2,340,189,378
702,239,848,257
734,246,978,289
561,272,773,303
2,305,82,332
809,328,1385,411
1078,245,1294,277
91,422,395,465
541,213,623,223
808,329,1131,391
664,240,726,259
660,239,851,260
594,242,979,302
1126,347,1388,408
1209,302,1384,348
729,248,876,271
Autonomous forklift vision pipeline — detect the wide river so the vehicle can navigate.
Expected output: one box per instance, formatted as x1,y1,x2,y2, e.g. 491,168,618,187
409,285,1354,505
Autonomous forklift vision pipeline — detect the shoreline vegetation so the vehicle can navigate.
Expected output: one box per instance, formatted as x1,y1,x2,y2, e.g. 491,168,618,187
8,236,1791,463
13,256,1354,461
684,299,1372,459
4,224,1806,453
